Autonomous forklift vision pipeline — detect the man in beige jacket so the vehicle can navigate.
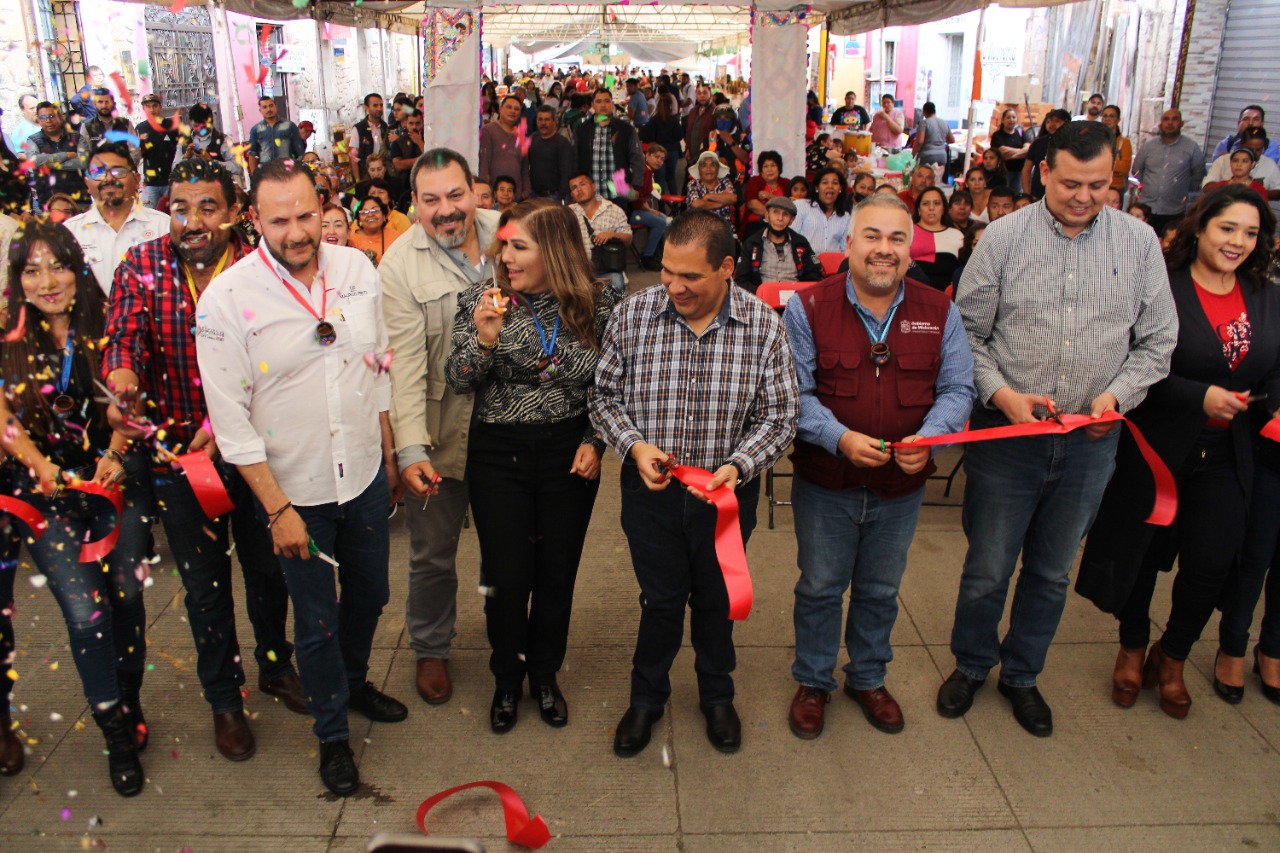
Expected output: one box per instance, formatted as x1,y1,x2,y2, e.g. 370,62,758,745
380,148,500,705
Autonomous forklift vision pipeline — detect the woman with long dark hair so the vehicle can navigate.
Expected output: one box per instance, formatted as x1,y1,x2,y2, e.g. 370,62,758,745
0,218,155,794
792,166,851,254
641,88,683,197
1078,185,1280,718
910,186,965,290
743,151,787,236
445,200,618,734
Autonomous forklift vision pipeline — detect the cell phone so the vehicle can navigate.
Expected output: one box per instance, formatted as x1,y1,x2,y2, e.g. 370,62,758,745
364,833,484,853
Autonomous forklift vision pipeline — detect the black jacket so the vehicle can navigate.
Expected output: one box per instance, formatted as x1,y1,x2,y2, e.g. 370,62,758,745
1077,267,1280,614
574,117,644,191
734,227,823,292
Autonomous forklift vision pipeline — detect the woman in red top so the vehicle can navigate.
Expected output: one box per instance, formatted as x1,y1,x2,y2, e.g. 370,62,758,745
1078,185,1280,718
742,151,787,237
1204,148,1269,200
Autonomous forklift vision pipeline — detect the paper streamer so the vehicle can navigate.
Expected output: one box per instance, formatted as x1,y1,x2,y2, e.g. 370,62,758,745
889,411,1176,526
415,781,550,849
176,451,234,519
666,464,753,620
0,483,123,562
0,496,48,537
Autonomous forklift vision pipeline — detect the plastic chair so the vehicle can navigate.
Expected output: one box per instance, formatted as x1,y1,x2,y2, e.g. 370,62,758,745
819,252,844,276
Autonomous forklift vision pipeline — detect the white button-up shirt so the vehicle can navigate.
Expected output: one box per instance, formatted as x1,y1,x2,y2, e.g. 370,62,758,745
195,244,392,507
64,202,169,295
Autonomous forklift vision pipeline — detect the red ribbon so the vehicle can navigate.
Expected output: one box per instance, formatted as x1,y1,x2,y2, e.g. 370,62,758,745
415,781,551,849
1261,417,1280,443
176,451,235,519
666,464,753,620
889,411,1176,526
0,483,124,562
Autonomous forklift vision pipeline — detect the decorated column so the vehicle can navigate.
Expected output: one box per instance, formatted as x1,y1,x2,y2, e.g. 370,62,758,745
422,9,481,170
751,10,808,189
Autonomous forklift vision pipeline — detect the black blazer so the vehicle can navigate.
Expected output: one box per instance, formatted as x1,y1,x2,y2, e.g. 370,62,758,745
1076,266,1280,614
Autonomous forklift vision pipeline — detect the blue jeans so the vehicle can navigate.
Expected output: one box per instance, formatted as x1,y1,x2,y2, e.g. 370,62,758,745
792,478,924,692
139,185,165,209
628,209,668,257
1220,452,1280,658
619,465,760,708
3,452,153,709
0,515,20,701
153,456,294,713
950,409,1119,687
267,468,390,742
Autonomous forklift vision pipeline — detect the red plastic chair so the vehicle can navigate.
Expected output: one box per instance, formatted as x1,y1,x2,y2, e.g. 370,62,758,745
754,281,805,526
819,252,844,276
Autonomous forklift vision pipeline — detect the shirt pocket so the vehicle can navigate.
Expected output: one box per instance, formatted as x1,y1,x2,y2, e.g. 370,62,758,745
896,351,938,408
816,349,860,397
342,296,378,352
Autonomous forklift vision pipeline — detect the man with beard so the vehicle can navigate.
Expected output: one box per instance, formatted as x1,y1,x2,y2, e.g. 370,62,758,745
65,141,169,295
24,101,88,209
573,89,644,201
684,84,716,162
380,148,498,708
781,195,974,740
196,157,407,796
104,157,305,764
347,93,389,180
245,95,306,180
390,111,425,174
136,94,179,209
77,89,140,166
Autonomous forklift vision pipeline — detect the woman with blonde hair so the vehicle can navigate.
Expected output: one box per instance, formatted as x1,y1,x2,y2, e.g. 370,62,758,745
445,199,619,735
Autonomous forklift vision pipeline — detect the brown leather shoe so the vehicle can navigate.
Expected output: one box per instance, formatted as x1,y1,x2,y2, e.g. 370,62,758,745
416,657,452,705
212,710,256,761
844,684,905,734
259,671,309,715
1112,645,1146,708
1142,641,1191,719
0,705,23,776
787,685,829,739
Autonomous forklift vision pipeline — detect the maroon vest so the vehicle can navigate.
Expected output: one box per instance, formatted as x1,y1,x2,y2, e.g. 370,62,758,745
790,273,950,498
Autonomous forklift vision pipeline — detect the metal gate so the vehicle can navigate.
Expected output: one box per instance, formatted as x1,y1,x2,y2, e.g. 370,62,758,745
144,3,219,123
32,0,87,111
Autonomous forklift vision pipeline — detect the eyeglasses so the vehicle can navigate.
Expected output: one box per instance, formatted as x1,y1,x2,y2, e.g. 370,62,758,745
358,208,383,218
37,114,60,122
87,164,132,181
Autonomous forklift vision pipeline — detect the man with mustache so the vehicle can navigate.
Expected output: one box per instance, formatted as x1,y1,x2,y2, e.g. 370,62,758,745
77,89,140,166
380,148,499,707
104,158,304,763
782,194,974,740
196,157,407,796
65,141,169,295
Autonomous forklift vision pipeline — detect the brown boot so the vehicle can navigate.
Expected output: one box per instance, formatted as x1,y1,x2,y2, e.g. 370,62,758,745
0,702,23,776
1142,641,1191,719
1111,645,1146,708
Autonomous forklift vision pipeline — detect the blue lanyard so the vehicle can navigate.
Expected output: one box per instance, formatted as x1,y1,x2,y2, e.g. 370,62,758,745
56,323,75,394
528,305,560,361
856,303,899,347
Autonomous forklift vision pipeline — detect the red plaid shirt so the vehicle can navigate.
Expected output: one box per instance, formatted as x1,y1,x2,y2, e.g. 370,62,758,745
104,234,249,450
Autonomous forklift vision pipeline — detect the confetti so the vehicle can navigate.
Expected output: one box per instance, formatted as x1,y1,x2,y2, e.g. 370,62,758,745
28,574,47,588
363,349,393,375
3,306,26,342
109,72,132,113
259,361,268,373
496,223,518,242
168,0,187,12
104,130,141,147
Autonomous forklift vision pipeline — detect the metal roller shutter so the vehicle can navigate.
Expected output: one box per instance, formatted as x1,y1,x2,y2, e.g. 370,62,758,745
1208,0,1280,153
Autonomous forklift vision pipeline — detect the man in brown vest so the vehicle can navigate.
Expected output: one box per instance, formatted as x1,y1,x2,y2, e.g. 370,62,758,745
781,194,976,738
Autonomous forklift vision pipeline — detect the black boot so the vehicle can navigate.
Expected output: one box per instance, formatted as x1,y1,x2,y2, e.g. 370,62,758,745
93,705,144,797
117,670,147,750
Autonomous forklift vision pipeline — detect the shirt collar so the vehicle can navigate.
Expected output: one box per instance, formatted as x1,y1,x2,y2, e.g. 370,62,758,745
255,240,330,288
1038,198,1102,240
844,273,904,322
84,199,145,228
654,279,743,329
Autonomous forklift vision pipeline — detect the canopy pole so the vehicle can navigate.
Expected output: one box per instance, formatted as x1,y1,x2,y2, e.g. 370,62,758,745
880,5,887,108
962,0,987,180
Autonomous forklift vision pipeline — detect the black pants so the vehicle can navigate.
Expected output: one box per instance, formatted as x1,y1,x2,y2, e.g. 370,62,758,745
1119,430,1247,658
467,415,600,691
620,464,760,708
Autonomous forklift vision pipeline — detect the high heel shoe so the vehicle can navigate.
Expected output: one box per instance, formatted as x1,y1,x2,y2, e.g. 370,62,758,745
1142,641,1191,719
1212,649,1245,704
1112,645,1146,708
1254,646,1280,706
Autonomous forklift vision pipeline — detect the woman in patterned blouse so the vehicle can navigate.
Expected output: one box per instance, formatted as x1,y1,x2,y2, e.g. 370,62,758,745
445,199,619,735
685,150,737,223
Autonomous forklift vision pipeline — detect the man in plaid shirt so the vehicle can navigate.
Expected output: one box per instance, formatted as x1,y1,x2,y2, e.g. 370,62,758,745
103,159,303,762
590,211,798,758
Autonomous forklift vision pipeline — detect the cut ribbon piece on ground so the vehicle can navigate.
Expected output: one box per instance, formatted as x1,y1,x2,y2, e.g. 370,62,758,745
890,411,1176,526
666,464,753,620
176,451,234,519
415,781,551,849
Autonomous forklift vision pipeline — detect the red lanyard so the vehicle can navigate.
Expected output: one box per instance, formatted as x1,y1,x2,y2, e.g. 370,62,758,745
257,246,327,323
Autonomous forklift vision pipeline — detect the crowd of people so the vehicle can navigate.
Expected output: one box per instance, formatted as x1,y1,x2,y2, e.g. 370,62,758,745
0,66,1277,812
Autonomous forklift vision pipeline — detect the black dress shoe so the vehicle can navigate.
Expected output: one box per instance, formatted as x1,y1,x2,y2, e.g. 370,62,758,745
1256,647,1280,705
490,688,521,733
614,706,663,757
319,739,359,796
1213,651,1244,704
348,682,408,723
997,681,1053,737
936,670,985,719
700,702,741,754
535,683,568,728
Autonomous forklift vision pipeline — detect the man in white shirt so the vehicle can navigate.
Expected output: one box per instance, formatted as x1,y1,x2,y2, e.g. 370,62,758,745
568,171,632,295
195,158,407,798
64,141,169,295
